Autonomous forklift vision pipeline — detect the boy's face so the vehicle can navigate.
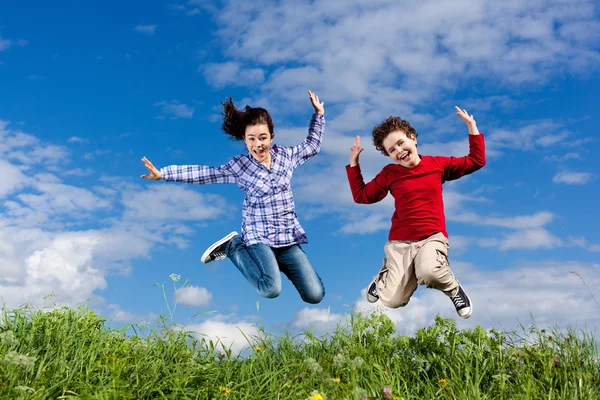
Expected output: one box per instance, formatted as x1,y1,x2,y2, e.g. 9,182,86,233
244,123,273,164
382,130,419,168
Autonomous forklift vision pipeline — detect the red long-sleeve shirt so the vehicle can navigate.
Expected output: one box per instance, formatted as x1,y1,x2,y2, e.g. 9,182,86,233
346,134,486,241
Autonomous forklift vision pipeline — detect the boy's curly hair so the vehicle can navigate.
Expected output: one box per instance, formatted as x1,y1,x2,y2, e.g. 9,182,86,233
372,116,418,155
221,98,274,141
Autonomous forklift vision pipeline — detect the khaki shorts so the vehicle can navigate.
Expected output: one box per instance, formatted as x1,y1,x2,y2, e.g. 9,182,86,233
376,232,459,308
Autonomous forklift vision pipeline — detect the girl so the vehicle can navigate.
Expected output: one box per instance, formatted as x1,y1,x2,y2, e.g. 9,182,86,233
141,90,326,304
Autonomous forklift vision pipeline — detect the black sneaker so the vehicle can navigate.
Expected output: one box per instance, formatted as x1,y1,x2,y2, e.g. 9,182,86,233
200,232,238,263
366,279,379,303
450,284,472,319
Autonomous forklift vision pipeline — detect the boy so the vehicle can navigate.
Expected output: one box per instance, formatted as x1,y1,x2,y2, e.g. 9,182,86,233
346,106,485,319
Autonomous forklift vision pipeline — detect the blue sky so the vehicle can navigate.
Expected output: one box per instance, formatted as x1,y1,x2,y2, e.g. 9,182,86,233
1,0,599,352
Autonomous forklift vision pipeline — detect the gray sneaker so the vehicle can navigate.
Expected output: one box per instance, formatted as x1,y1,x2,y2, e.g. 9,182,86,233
366,279,379,303
200,232,238,263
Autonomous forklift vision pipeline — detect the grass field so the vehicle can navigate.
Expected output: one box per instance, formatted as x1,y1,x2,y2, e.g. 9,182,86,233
1,292,599,400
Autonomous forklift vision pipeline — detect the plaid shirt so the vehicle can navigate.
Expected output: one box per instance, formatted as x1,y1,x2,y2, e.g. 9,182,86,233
160,113,325,247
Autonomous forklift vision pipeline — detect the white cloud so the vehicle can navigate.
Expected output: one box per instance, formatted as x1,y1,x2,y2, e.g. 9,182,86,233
568,236,600,253
17,181,112,215
67,136,87,144
202,62,265,88
64,168,94,177
0,122,233,311
106,304,158,324
186,316,262,355
0,160,28,197
133,25,157,35
121,184,229,223
291,307,344,334
451,211,555,230
543,152,581,162
497,228,563,250
553,170,593,184
450,212,568,251
154,100,195,119
487,121,576,152
0,36,28,52
176,285,212,307
205,0,599,120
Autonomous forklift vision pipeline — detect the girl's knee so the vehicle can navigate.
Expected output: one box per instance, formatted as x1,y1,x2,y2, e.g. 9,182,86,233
258,279,282,299
302,287,325,304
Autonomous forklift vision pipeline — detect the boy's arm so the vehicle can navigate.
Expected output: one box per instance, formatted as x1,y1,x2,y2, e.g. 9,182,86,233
346,137,388,203
160,158,239,185
442,134,486,181
346,164,389,204
443,106,486,181
289,90,325,168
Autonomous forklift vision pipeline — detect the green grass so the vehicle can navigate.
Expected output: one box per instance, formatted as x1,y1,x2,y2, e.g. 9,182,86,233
1,301,599,400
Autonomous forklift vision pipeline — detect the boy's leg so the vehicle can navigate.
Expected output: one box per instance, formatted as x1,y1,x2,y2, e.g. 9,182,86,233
413,233,458,292
413,233,472,318
375,241,418,308
226,236,282,299
276,245,325,304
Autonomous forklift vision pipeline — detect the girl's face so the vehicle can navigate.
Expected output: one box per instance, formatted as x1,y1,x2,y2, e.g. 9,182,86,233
244,124,273,165
382,130,420,168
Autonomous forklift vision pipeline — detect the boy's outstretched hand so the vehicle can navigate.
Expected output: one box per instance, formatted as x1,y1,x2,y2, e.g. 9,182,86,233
308,90,325,115
141,156,162,180
349,136,364,167
455,106,480,135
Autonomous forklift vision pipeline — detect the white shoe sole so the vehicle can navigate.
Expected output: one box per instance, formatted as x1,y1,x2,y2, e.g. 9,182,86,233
200,231,238,263
458,290,473,319
366,281,379,303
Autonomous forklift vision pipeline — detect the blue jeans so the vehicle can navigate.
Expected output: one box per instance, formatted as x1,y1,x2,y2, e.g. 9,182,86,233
226,235,325,304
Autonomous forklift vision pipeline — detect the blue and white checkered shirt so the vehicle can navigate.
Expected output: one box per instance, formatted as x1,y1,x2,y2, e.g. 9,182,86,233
160,113,325,247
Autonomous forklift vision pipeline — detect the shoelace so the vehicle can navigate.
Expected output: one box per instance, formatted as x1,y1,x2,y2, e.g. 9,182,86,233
451,292,466,308
212,251,226,259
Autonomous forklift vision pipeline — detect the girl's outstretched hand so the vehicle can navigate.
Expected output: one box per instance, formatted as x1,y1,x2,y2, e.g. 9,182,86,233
349,136,364,166
141,156,162,180
455,106,480,135
308,90,324,115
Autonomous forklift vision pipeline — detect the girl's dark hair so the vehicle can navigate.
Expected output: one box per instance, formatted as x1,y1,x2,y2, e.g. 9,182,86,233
372,116,418,155
221,98,274,141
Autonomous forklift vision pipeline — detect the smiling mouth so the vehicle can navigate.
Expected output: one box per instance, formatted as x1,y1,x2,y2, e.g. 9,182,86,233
398,151,410,162
254,148,266,157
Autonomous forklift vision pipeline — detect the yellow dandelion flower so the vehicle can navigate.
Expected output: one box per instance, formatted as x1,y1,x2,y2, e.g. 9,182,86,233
218,386,231,394
255,346,262,353
384,369,388,376
309,393,324,400
393,397,402,400
438,378,447,386
333,377,340,383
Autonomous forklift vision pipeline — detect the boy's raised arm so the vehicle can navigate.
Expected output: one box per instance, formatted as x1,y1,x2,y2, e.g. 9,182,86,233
349,136,363,167
455,106,480,136
442,106,486,181
346,136,388,204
